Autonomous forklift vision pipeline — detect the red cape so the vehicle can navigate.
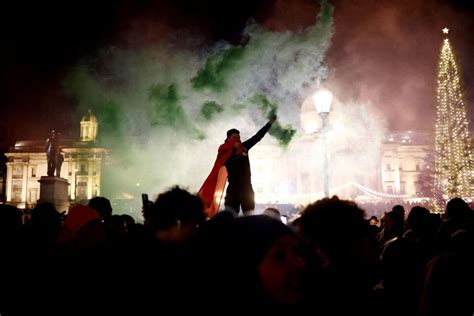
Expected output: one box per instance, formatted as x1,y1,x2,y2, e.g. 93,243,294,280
198,138,242,218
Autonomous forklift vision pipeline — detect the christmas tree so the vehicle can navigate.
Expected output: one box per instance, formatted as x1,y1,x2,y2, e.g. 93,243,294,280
433,28,473,211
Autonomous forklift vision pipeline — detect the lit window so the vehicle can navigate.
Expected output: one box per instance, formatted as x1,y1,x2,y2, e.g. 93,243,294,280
387,185,393,194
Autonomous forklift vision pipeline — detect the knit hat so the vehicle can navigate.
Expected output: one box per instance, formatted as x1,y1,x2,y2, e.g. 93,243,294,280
57,204,101,244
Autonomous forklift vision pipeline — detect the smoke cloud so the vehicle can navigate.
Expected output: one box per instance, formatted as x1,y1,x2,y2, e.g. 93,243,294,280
62,0,388,217
326,0,474,132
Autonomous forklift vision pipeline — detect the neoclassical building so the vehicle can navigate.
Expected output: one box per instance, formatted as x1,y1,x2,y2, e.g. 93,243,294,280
248,130,434,205
381,131,432,196
2,113,438,209
4,111,107,209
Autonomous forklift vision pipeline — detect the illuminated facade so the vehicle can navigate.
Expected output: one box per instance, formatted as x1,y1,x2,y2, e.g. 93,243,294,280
4,111,106,209
0,168,4,202
381,131,432,197
248,130,435,205
249,133,375,205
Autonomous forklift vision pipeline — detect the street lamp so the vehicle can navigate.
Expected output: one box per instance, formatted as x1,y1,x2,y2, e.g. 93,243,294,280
313,88,333,197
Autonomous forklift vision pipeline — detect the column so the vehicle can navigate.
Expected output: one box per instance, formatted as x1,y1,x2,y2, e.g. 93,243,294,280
6,162,13,202
395,155,401,192
87,159,93,199
21,161,28,204
96,159,101,196
73,161,78,201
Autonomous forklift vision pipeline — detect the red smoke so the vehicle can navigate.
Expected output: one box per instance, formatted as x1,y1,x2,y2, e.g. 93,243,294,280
261,0,474,131
325,0,474,131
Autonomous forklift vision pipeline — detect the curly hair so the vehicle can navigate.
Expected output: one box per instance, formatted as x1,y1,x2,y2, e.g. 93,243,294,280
146,186,205,230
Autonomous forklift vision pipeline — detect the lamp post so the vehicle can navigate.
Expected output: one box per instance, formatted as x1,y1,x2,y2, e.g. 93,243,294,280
312,89,333,197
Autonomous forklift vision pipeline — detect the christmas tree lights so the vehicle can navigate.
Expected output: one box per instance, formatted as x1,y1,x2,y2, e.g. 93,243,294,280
433,28,473,211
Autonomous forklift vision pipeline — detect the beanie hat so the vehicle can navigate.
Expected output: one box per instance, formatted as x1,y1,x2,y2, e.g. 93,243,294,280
57,204,101,243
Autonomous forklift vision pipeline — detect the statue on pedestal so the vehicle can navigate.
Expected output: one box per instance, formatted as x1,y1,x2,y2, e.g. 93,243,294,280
45,130,61,177
56,151,64,177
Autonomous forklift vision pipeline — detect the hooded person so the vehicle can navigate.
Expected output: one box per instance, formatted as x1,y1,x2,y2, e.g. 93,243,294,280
193,215,306,311
198,115,276,218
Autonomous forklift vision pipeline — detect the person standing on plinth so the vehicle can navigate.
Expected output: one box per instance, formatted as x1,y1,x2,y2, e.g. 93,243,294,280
198,114,276,217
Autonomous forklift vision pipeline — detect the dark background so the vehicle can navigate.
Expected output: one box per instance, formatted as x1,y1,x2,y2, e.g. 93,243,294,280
1,0,473,153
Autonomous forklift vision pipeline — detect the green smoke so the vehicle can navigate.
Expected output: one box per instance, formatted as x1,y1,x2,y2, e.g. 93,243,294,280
201,101,224,120
191,46,246,92
63,0,334,206
95,101,124,137
148,83,184,128
62,65,127,142
148,83,205,139
251,93,296,146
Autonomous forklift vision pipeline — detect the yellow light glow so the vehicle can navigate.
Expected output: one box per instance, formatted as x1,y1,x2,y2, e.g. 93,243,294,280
433,36,473,211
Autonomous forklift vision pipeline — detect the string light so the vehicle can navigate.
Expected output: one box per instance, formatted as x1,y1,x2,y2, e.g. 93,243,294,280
353,182,409,199
433,30,473,211
265,182,410,204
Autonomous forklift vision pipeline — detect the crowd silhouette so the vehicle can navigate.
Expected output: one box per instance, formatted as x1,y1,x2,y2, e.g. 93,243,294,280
0,187,473,315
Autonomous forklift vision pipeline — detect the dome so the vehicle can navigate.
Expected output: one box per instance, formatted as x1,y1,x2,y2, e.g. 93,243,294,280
81,109,97,123
80,109,98,142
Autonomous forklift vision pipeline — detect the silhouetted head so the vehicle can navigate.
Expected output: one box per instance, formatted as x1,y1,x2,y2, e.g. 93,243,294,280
31,202,62,243
199,215,305,306
226,128,240,140
88,197,113,221
0,204,22,236
147,186,205,245
445,197,471,222
299,196,371,263
263,207,282,221
392,204,405,219
407,206,431,233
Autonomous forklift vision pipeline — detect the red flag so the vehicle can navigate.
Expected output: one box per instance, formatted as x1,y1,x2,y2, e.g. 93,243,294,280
198,138,241,218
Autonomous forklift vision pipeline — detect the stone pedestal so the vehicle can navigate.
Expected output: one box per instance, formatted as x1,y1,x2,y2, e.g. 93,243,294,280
38,176,70,212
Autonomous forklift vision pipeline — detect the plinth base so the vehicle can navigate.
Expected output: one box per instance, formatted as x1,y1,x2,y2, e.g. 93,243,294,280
37,176,70,212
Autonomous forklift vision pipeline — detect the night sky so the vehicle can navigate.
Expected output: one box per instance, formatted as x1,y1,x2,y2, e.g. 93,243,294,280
1,0,474,153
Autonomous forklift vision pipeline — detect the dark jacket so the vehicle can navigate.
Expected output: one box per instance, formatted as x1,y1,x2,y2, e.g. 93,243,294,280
225,122,272,188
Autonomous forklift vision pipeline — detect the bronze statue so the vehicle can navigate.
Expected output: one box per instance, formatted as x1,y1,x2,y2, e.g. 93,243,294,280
45,130,61,177
55,152,64,177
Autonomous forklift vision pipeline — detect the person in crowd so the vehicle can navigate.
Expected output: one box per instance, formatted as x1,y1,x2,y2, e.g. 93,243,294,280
198,114,277,217
377,210,404,251
298,196,379,316
193,215,306,311
263,207,282,221
392,204,406,221
145,186,206,246
88,196,113,223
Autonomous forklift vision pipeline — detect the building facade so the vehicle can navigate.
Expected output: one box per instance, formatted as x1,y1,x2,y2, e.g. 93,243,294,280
4,111,107,209
381,131,433,197
247,130,434,205
248,133,382,205
0,166,5,202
